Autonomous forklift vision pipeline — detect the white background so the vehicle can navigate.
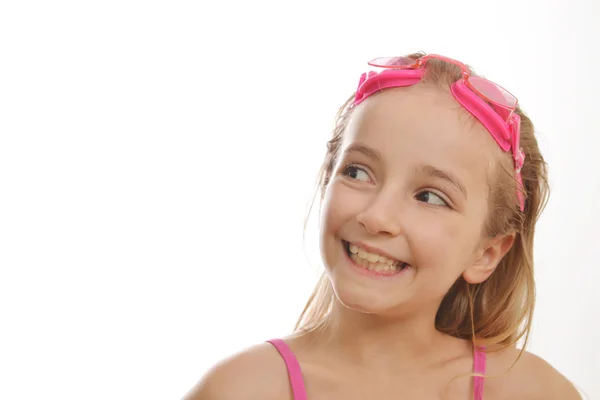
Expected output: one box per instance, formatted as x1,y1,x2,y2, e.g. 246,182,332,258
1,0,598,399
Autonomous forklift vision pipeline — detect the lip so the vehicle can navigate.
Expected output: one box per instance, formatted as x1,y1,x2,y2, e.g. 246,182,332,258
348,241,402,263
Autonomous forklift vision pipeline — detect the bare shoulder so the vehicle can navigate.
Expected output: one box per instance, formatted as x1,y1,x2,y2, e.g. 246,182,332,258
183,342,291,400
486,347,582,399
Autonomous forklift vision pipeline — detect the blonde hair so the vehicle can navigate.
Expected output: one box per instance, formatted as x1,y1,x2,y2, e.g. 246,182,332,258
295,53,550,353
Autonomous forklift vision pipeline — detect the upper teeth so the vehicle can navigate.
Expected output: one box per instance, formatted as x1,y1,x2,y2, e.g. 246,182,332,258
349,243,400,266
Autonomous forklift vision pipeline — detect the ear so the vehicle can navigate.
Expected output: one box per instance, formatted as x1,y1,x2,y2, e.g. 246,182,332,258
463,232,516,284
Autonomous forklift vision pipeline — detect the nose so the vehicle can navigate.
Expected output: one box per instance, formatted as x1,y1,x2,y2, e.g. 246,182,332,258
355,191,403,237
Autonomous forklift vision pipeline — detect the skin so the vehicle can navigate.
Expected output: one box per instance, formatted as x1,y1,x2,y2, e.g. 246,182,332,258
187,85,582,400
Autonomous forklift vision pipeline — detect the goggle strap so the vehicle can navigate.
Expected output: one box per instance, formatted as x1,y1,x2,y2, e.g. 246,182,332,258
355,69,425,106
451,81,512,151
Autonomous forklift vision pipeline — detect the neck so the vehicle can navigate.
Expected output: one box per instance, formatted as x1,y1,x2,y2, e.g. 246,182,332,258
311,298,467,372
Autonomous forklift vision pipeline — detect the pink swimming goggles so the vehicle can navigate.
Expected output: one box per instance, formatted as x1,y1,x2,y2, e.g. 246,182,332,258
354,54,526,211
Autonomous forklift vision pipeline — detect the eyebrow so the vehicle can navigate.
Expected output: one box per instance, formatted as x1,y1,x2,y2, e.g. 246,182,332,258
344,143,468,199
416,164,468,199
345,144,383,162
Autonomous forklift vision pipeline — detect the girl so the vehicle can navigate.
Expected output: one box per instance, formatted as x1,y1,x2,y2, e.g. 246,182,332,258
188,53,581,399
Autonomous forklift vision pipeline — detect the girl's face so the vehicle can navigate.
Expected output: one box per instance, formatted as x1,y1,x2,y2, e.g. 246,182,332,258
320,85,512,317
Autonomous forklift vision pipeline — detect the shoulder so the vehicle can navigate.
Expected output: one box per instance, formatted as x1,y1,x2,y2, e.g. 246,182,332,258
183,341,292,400
486,347,582,400
517,351,582,399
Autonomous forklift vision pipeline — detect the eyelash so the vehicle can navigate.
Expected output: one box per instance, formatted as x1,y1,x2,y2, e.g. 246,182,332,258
340,163,451,208
341,163,371,182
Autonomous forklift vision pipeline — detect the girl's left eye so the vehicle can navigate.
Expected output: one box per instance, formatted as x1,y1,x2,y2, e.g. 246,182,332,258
415,190,449,207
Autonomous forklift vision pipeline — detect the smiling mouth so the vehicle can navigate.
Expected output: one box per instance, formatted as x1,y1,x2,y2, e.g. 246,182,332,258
342,240,410,273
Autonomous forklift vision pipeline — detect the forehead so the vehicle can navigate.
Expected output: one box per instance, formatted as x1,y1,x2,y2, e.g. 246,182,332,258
344,85,498,194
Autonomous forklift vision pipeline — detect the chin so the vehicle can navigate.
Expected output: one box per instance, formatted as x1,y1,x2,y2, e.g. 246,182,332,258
328,276,406,316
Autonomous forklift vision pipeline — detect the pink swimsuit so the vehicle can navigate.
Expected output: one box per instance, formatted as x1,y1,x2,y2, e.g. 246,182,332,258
267,338,487,400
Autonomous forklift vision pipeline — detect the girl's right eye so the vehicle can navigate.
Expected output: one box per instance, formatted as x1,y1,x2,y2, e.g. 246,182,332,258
342,164,371,182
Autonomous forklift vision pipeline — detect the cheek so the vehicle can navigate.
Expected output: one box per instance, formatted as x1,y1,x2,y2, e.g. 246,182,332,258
318,184,343,271
320,182,364,233
319,182,370,266
410,215,474,272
